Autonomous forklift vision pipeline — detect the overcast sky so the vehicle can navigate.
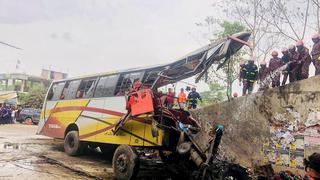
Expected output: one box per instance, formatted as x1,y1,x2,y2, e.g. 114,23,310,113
0,0,215,78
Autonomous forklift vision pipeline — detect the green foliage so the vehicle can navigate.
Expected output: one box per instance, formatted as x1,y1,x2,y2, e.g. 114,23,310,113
18,84,47,109
199,82,227,106
217,21,246,38
201,21,245,104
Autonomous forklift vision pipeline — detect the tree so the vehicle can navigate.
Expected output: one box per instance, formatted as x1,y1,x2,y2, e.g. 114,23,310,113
200,81,227,106
18,84,47,109
196,21,246,102
259,0,311,41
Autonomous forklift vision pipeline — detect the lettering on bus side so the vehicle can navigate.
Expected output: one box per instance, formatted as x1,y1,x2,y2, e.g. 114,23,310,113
48,124,61,129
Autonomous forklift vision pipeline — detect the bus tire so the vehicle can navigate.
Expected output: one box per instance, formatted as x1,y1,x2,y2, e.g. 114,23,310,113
112,145,139,180
64,130,86,156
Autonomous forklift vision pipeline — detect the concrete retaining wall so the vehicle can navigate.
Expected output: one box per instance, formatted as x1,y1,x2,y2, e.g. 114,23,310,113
192,76,320,172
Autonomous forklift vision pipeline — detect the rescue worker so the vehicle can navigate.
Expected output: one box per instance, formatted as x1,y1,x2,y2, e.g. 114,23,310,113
281,48,290,85
187,87,201,109
296,40,312,80
311,33,320,76
288,45,299,82
239,60,246,86
268,51,282,87
243,59,258,95
177,88,187,109
239,60,247,96
258,60,269,91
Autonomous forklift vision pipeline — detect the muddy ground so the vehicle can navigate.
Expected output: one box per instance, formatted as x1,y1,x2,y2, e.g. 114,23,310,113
0,124,114,179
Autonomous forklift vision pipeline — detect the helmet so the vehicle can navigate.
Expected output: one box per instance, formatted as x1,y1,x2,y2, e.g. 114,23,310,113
296,40,304,46
281,47,288,52
312,33,320,39
271,51,278,56
233,92,238,97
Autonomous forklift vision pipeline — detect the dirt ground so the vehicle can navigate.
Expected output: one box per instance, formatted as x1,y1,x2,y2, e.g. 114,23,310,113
0,124,113,180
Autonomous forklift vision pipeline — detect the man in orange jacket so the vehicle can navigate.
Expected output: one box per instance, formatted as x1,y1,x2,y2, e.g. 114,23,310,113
177,88,187,109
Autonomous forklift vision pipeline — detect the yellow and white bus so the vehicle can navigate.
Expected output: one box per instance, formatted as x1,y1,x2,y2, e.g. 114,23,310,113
37,32,251,179
37,67,166,151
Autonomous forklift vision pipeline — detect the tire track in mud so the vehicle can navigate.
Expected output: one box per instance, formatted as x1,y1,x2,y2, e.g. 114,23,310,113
38,155,104,180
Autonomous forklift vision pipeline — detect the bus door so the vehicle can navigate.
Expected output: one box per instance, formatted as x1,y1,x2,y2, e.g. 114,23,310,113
38,81,66,136
57,80,83,129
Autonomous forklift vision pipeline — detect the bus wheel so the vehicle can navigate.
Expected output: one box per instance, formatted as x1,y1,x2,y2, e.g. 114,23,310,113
64,130,86,156
112,145,139,180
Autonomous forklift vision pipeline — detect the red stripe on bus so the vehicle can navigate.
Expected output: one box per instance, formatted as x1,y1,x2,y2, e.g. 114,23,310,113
51,106,125,117
50,106,152,124
79,124,115,139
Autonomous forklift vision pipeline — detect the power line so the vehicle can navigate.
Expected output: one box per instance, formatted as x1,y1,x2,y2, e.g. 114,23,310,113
0,41,22,50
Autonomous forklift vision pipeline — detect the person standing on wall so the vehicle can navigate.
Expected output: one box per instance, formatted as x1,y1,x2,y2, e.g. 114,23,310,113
268,51,282,88
281,48,290,86
288,45,300,82
296,40,312,80
311,33,320,76
243,59,258,95
258,60,269,91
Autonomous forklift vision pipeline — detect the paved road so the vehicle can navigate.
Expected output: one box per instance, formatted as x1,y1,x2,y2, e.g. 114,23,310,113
0,124,113,179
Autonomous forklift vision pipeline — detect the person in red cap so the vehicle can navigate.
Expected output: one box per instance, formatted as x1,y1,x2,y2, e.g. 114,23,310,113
311,33,320,75
281,48,290,85
258,60,269,91
288,45,299,82
296,40,312,80
268,50,282,87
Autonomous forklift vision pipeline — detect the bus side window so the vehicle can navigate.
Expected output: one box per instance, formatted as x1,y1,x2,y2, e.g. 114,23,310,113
94,75,119,98
63,80,81,100
48,82,66,101
115,71,144,96
76,78,97,98
142,71,160,88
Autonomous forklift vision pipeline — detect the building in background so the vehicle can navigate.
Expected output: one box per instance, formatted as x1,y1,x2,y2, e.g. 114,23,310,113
0,70,67,105
41,69,68,80
0,73,51,92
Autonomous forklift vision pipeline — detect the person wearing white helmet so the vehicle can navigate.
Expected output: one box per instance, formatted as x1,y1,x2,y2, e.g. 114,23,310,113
296,40,312,80
281,48,290,85
258,60,269,91
311,33,320,75
288,45,299,82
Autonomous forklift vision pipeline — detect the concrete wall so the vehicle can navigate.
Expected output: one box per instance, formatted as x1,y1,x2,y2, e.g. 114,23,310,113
191,76,320,172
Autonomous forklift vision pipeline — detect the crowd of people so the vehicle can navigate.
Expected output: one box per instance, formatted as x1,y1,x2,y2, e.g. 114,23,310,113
0,104,19,125
163,87,202,110
239,33,320,95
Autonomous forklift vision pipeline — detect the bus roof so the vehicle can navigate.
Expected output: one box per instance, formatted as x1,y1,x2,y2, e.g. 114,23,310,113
52,32,251,87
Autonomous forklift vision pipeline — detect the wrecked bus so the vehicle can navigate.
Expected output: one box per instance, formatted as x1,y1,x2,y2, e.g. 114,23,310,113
37,32,251,180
